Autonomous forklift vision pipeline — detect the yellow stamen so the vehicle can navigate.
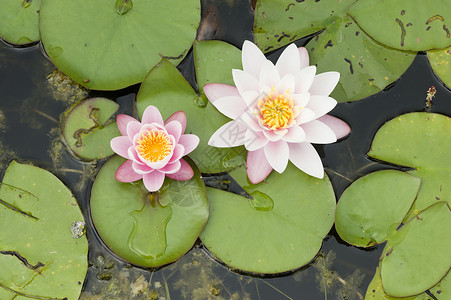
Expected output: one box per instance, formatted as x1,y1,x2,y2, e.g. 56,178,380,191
258,91,295,130
136,129,173,162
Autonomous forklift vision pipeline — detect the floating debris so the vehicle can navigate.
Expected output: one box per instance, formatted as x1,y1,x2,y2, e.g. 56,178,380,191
70,221,86,239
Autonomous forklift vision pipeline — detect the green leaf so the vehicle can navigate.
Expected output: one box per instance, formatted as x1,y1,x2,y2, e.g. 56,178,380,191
368,112,451,220
335,170,420,247
428,46,451,89
253,0,415,102
62,97,120,160
136,59,246,174
39,0,200,90
90,155,209,268
0,161,88,299
200,163,336,274
380,202,451,297
349,0,451,51
0,0,40,45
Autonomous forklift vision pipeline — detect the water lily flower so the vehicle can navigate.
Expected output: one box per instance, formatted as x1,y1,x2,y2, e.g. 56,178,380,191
204,41,350,184
110,106,200,192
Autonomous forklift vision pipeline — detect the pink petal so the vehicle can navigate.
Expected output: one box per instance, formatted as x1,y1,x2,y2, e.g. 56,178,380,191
132,161,154,175
262,129,284,142
305,95,337,118
292,92,310,108
282,126,306,143
127,146,142,164
246,148,273,184
142,152,172,170
232,69,260,96
126,120,142,143
141,105,164,125
178,134,199,155
208,121,246,147
317,115,351,139
159,160,181,174
309,72,340,96
276,74,295,94
165,120,183,142
301,120,337,144
242,40,267,78
298,47,310,70
288,142,324,178
259,60,280,91
169,144,185,164
276,43,301,77
166,159,194,180
165,111,187,133
110,136,131,158
296,107,316,124
117,114,137,136
294,66,316,93
211,96,247,119
244,130,268,151
204,83,240,103
143,171,166,192
115,160,143,182
263,140,289,173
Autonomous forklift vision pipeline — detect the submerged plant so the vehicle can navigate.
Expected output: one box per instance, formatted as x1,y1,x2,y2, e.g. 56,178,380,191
205,40,350,183
110,105,199,192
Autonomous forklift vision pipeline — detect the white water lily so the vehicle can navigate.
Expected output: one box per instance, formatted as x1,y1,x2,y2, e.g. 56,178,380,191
204,40,350,184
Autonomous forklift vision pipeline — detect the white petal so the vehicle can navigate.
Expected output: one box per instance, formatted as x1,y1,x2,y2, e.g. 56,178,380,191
241,90,261,107
298,47,310,70
276,43,301,77
204,83,240,103
208,121,246,147
288,142,324,178
305,95,337,118
239,110,262,132
317,115,351,139
245,130,269,151
263,129,284,142
259,60,280,91
282,126,306,143
294,66,316,93
211,96,247,119
276,73,295,94
232,69,260,96
309,72,340,96
264,140,289,173
292,92,310,108
301,120,337,144
242,40,267,78
296,107,316,124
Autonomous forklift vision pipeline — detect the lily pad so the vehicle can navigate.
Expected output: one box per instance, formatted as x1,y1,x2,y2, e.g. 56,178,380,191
349,0,451,51
253,0,415,102
136,59,246,174
200,163,336,274
335,170,420,247
368,112,451,220
90,155,209,267
428,46,451,88
0,161,88,299
0,0,40,45
63,97,120,160
380,202,451,297
39,0,200,90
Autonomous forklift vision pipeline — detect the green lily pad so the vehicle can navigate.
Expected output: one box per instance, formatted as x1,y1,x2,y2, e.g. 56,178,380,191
63,97,120,160
0,161,88,299
253,0,415,102
335,170,420,248
39,0,200,90
200,163,336,274
136,59,246,174
365,266,449,299
368,112,451,220
349,0,451,51
428,46,451,89
0,0,40,45
380,202,451,297
90,155,209,267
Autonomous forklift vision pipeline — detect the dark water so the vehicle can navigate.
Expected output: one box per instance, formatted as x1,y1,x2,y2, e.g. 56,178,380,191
1,0,450,299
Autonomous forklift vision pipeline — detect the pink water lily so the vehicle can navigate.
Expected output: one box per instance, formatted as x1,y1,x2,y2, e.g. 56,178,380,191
110,106,200,192
205,41,350,184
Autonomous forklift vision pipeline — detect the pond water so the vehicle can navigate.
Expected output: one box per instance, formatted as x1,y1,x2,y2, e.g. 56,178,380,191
1,1,450,299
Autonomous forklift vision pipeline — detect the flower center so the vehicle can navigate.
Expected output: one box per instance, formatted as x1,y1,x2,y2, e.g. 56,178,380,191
258,93,295,130
136,129,173,162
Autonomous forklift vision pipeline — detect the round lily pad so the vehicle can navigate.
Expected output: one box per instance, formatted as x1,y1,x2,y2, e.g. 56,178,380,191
428,46,451,89
368,112,451,220
63,97,120,160
335,170,420,247
0,161,88,299
200,163,336,274
136,59,246,174
0,0,40,45
349,0,451,51
380,202,451,297
39,0,200,90
90,155,209,267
